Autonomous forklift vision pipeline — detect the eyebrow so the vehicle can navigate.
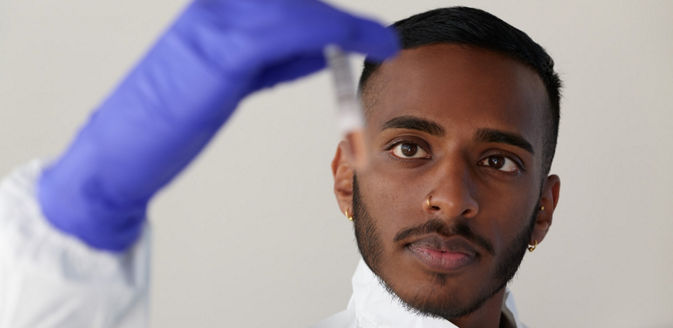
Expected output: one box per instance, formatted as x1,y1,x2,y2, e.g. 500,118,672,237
475,128,534,155
381,116,445,136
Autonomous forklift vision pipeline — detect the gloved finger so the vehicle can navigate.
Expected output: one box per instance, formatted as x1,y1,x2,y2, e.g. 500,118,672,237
252,53,327,91
220,0,398,69
337,15,400,62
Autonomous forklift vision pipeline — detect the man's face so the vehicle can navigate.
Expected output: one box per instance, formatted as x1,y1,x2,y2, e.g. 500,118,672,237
337,44,556,321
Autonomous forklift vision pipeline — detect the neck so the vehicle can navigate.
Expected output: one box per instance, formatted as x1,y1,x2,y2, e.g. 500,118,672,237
449,288,507,328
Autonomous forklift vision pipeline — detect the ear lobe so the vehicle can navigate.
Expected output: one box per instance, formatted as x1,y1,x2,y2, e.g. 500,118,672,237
530,174,561,244
332,141,355,215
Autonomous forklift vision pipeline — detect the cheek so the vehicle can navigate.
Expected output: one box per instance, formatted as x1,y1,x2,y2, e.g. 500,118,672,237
357,169,426,244
477,182,537,248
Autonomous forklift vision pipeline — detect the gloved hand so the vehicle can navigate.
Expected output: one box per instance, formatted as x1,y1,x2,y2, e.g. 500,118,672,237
38,0,399,252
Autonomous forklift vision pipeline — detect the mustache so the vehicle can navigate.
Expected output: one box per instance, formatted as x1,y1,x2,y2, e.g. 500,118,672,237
393,218,495,255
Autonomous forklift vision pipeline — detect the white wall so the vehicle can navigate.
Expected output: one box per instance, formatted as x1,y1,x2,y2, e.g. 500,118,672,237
1,1,671,327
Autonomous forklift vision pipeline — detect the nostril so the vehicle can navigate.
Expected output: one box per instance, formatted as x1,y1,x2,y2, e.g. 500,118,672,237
431,205,440,210
461,208,475,217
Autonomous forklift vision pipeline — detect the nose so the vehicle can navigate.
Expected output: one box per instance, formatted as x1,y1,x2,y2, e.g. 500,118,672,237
424,159,479,219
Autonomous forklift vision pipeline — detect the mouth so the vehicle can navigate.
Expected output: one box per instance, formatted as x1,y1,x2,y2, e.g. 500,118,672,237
405,235,478,273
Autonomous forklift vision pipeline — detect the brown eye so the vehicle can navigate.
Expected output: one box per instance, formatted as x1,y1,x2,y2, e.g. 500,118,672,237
391,142,428,159
479,155,520,173
401,143,417,156
488,156,504,169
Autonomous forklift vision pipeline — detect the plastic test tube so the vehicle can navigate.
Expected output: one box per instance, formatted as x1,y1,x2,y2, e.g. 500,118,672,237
324,45,368,169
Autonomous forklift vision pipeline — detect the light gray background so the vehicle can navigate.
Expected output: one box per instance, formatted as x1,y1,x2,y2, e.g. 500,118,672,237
1,0,672,327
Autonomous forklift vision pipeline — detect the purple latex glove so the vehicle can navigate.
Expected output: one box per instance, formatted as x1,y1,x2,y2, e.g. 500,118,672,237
38,0,399,251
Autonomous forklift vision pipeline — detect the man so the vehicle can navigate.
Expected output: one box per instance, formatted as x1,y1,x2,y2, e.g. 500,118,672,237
0,1,560,327
320,7,561,328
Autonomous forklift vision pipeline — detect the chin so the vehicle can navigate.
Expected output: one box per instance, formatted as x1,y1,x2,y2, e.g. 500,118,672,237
377,263,502,320
384,280,478,319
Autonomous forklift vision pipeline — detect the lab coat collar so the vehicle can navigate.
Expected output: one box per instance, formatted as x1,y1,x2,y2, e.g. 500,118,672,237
346,259,524,328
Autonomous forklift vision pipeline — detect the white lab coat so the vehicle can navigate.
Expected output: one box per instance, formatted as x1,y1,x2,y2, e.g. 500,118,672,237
312,260,525,328
0,161,149,328
0,161,524,328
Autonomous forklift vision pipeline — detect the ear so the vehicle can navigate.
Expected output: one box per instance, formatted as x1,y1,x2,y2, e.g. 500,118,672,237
530,174,561,245
331,141,355,217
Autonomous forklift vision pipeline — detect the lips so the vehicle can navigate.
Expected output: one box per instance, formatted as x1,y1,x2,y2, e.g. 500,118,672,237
406,235,478,273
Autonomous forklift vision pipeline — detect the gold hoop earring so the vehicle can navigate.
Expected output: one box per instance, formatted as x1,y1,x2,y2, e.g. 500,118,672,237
344,209,353,222
527,240,538,252
540,205,545,211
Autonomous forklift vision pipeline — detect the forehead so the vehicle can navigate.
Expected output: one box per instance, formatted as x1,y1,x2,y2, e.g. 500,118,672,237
365,44,548,147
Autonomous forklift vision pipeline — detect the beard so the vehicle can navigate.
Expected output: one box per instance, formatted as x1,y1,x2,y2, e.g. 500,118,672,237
351,175,536,320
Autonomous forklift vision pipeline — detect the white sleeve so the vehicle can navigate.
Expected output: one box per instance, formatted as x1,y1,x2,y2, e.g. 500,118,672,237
0,161,150,328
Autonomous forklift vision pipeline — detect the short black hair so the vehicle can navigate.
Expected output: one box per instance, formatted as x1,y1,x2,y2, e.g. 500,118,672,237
359,7,562,175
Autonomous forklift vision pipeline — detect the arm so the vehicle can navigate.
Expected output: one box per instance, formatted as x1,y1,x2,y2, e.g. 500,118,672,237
1,0,398,326
39,0,398,251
